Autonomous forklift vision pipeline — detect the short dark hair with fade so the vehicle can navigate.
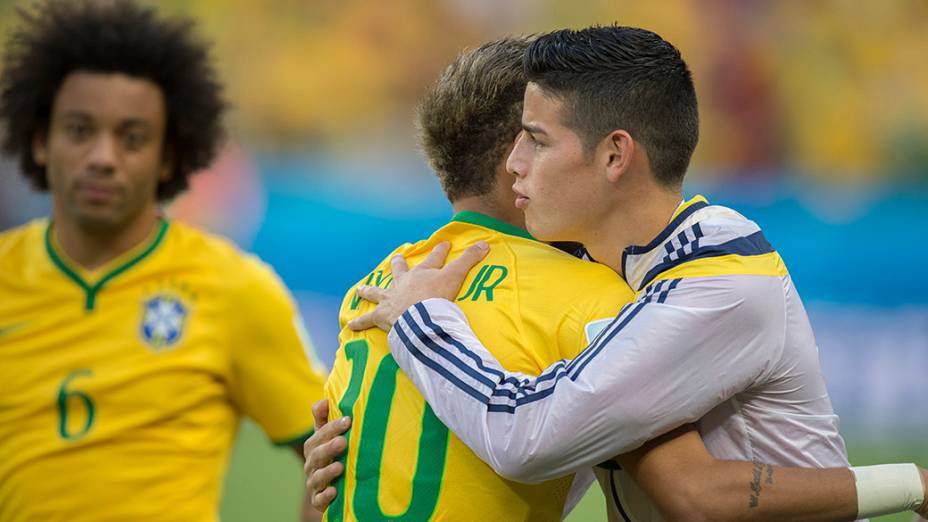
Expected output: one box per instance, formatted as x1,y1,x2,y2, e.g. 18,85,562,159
417,36,532,202
0,0,226,201
525,26,699,187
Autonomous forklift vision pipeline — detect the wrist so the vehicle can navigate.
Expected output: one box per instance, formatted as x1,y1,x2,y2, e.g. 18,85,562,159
919,468,928,515
851,463,925,518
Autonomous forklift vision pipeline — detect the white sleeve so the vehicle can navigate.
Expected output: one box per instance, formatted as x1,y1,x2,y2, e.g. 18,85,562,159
387,275,782,483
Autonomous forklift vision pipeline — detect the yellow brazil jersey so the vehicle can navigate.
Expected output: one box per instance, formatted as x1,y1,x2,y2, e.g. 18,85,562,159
325,212,635,522
0,218,326,522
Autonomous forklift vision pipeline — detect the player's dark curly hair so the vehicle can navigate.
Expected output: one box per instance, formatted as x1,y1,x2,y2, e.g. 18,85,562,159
0,0,225,201
525,26,699,187
417,36,532,202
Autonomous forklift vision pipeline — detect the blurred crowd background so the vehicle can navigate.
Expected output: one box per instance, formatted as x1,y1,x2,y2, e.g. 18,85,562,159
1,1,926,520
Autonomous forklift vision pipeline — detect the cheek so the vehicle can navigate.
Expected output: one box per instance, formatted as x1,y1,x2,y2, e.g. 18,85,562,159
536,155,580,198
127,164,160,192
42,141,78,190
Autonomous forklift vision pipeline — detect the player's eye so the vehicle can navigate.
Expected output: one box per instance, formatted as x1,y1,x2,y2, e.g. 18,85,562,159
64,122,92,141
122,130,148,150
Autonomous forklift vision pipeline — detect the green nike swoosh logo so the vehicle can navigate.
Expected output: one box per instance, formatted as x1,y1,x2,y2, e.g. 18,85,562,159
0,322,26,337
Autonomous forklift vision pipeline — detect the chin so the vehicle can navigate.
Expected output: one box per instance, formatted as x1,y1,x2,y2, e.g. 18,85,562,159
526,221,571,243
72,208,129,231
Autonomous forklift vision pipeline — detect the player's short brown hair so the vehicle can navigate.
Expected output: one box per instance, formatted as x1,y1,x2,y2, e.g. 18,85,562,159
0,0,226,201
417,37,531,202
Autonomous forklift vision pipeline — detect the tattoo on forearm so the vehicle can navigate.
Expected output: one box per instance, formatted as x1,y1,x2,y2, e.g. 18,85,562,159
749,461,775,508
749,461,763,508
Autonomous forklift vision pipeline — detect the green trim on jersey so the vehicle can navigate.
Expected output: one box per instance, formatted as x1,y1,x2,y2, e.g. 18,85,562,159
450,211,535,241
45,219,170,311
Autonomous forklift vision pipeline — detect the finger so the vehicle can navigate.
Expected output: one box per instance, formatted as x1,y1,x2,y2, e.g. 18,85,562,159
418,241,452,270
444,241,490,278
303,437,348,477
356,284,387,304
304,430,330,468
312,399,329,430
312,486,338,512
390,254,410,278
308,416,351,448
347,312,377,331
350,311,394,333
305,432,347,475
309,461,345,497
308,435,347,471
373,315,395,333
304,423,346,474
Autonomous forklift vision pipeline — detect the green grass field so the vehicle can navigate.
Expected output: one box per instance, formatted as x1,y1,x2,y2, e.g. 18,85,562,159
221,421,924,521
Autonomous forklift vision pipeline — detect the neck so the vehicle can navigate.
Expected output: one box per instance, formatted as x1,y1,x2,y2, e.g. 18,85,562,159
452,194,525,230
583,185,682,276
53,208,160,270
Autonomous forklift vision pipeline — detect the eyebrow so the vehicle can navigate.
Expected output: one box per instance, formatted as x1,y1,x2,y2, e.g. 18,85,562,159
61,111,92,120
522,123,547,135
117,119,153,130
61,111,153,128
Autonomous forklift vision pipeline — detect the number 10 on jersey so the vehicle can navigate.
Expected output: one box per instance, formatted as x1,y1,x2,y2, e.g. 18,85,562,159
329,339,449,521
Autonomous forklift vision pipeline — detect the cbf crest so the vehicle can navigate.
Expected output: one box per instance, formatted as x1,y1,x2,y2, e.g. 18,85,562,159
140,294,188,350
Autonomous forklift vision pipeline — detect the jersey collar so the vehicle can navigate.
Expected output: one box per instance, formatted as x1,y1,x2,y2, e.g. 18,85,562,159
621,195,710,291
45,219,170,311
451,211,535,241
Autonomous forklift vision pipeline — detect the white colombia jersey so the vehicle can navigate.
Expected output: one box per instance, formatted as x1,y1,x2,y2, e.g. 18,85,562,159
387,197,851,522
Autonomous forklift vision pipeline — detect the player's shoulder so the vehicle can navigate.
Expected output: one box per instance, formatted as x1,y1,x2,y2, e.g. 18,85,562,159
0,219,47,272
691,203,764,239
336,223,479,316
164,220,242,260
650,272,785,327
506,237,628,290
357,220,524,278
167,220,288,299
337,239,418,313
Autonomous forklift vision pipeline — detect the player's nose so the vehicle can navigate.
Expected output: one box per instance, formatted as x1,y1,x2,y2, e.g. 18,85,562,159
86,133,119,172
506,131,528,178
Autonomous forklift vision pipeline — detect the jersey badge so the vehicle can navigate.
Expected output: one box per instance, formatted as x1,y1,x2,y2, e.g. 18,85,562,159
140,294,188,350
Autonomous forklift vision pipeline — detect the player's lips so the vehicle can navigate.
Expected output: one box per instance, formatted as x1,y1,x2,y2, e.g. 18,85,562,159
513,186,530,209
75,181,119,203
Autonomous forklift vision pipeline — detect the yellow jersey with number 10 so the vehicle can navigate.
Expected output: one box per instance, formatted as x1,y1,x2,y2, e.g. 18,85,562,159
0,219,326,522
325,211,635,521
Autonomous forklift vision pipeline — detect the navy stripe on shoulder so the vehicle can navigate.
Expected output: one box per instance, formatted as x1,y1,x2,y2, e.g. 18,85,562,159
624,201,709,256
657,279,682,303
637,230,774,290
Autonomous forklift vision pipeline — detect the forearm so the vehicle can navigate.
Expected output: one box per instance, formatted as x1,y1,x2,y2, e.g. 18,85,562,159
619,427,926,522
687,461,856,522
661,461,922,521
621,444,857,522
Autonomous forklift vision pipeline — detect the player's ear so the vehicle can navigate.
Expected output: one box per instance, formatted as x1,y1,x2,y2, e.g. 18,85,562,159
32,131,48,167
602,129,634,184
